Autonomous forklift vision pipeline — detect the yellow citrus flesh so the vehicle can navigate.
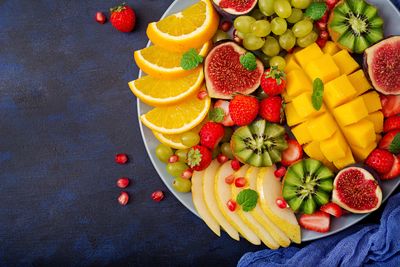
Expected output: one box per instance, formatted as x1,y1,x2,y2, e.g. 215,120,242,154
146,0,219,52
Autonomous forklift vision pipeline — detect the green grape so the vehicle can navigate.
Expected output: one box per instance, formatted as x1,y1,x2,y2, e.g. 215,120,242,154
234,16,256,34
292,19,313,38
271,17,287,36
243,34,265,50
180,132,200,147
221,127,233,143
212,30,230,43
286,8,303,24
251,20,271,37
258,0,275,16
166,162,189,177
155,144,174,163
173,177,192,193
269,56,287,71
274,0,292,18
250,9,265,20
296,31,318,47
291,0,312,9
175,149,188,162
221,143,234,159
235,30,246,39
279,29,296,50
262,36,280,57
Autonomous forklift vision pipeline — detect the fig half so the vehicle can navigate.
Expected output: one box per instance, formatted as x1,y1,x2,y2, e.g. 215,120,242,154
212,0,257,17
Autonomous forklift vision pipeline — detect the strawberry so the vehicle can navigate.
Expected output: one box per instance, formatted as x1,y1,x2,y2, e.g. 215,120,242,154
260,66,286,96
379,130,400,150
229,95,259,126
259,96,283,123
199,122,225,150
320,202,343,218
382,155,400,180
109,3,136,32
213,100,234,126
380,94,400,118
365,148,395,174
187,145,212,171
281,139,303,166
299,211,331,233
384,116,400,132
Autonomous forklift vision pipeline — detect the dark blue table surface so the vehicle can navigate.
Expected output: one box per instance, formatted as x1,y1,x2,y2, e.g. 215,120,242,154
1,1,399,266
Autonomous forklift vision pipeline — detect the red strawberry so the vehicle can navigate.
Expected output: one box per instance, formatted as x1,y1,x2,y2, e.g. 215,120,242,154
259,96,283,123
229,95,259,126
380,95,400,118
214,100,234,126
382,155,400,180
320,203,343,218
299,211,331,233
281,139,303,166
379,130,400,150
199,122,225,150
365,149,395,174
110,3,136,32
260,66,286,96
384,116,400,132
187,145,212,171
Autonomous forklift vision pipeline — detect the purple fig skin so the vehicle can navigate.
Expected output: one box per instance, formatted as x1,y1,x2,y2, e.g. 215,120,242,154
212,0,257,19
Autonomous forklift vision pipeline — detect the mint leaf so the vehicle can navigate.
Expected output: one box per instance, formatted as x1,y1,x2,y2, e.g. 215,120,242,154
312,78,324,110
181,48,203,70
208,108,225,123
236,189,258,212
305,2,327,20
389,133,400,154
240,52,257,71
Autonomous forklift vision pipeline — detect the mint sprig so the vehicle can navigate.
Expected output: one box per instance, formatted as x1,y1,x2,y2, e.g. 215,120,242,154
208,108,225,123
312,78,324,111
305,2,327,20
236,189,258,212
389,133,400,154
240,52,257,71
181,48,203,70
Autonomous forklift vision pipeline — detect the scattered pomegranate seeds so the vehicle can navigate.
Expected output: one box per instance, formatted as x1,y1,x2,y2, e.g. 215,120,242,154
197,90,208,100
116,177,130,188
115,153,128,164
168,155,179,163
276,197,288,209
95,12,106,24
225,174,235,185
220,21,232,32
274,166,286,179
217,154,228,164
234,177,246,188
320,30,329,40
316,37,327,48
181,169,193,179
151,190,165,202
316,20,327,31
231,159,241,171
118,191,129,206
227,199,237,211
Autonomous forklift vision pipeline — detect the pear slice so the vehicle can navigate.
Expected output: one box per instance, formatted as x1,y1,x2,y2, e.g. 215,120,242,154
192,169,221,236
203,160,239,241
215,161,261,245
231,166,280,249
257,166,301,243
232,166,291,248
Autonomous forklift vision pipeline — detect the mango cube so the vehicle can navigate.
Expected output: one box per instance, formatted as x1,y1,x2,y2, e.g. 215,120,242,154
291,122,312,145
333,97,368,126
322,41,340,55
320,131,349,162
332,50,360,75
342,119,376,148
292,92,326,119
304,54,340,83
333,147,355,169
303,141,326,161
348,70,372,96
294,43,323,69
285,55,301,73
285,102,306,126
324,75,357,108
366,111,384,133
286,69,312,98
351,142,377,162
307,113,337,141
361,91,382,113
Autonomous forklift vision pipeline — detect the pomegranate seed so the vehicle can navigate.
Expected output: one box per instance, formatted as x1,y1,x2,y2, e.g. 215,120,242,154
227,199,237,211
197,91,208,100
274,166,287,179
316,20,327,31
151,190,164,202
276,197,288,209
220,21,232,32
217,154,228,164
320,30,329,40
316,37,327,48
95,12,106,24
225,174,235,185
118,192,129,206
234,177,247,188
326,0,339,10
115,153,128,164
231,159,241,171
116,177,130,188
168,155,179,163
181,169,193,179
320,11,329,22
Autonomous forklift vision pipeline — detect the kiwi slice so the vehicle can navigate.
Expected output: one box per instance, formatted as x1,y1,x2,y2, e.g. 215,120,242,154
328,0,384,54
282,159,334,214
230,120,288,167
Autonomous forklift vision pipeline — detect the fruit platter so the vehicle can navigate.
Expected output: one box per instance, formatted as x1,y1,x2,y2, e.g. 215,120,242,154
129,0,400,246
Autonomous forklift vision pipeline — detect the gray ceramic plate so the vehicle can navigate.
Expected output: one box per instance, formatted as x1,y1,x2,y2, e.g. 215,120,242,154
137,0,400,242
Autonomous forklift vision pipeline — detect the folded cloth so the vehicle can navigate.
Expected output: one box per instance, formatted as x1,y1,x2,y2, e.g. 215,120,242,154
238,192,400,267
